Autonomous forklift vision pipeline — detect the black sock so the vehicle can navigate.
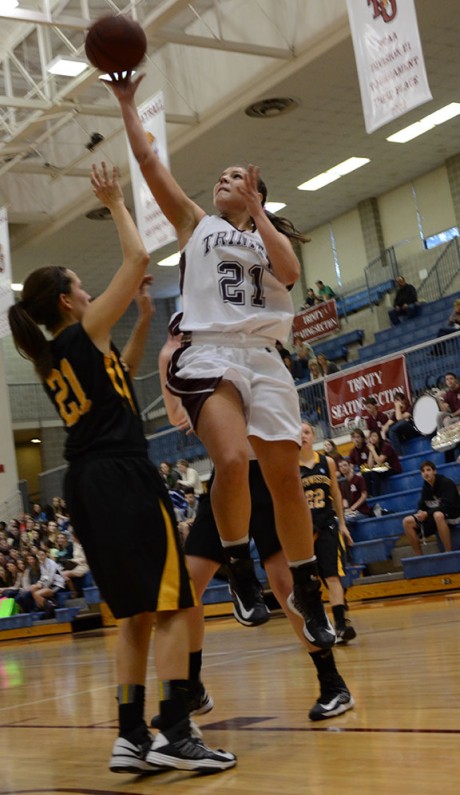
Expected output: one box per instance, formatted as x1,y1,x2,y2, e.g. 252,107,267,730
309,649,340,682
117,684,145,737
290,560,320,586
222,542,251,564
159,679,190,731
189,650,202,682
332,604,346,629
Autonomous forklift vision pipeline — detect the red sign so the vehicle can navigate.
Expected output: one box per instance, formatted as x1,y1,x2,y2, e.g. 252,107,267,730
325,353,410,427
292,299,340,345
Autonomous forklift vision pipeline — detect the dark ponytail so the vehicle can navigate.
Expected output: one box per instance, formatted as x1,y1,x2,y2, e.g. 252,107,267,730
8,266,72,381
257,175,310,244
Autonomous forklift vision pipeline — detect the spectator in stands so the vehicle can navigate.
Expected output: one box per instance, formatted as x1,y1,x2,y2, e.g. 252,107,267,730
275,340,293,373
7,519,21,550
60,533,90,597
349,429,371,470
317,353,339,377
402,461,460,555
31,503,47,523
436,297,460,339
315,280,335,302
302,287,319,308
308,358,321,381
14,552,41,612
176,458,204,495
0,560,23,596
54,532,74,563
159,461,180,490
0,565,7,588
436,372,460,429
366,431,402,496
292,338,315,380
387,391,420,454
338,459,374,517
388,276,418,325
28,547,66,611
323,439,343,467
177,487,200,547
363,397,392,439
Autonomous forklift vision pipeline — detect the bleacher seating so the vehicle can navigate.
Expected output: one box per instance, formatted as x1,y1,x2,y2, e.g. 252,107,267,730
336,278,394,317
311,328,364,363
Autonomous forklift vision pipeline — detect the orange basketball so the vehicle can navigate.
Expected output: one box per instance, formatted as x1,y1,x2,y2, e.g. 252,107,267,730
85,15,147,74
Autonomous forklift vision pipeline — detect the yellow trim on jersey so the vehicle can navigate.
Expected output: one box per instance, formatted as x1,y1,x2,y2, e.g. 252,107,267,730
156,500,197,611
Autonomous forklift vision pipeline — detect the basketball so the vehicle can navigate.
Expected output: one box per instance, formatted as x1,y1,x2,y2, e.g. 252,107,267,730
85,15,147,74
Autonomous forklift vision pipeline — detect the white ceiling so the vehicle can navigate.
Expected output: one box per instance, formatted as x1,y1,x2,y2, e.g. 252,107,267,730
2,0,460,299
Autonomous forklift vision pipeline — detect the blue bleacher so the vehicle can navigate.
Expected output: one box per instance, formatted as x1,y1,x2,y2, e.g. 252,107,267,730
311,328,364,363
336,279,394,316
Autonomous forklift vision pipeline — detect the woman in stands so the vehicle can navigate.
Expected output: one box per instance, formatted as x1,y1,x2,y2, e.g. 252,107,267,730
110,72,334,651
366,430,402,496
8,163,235,774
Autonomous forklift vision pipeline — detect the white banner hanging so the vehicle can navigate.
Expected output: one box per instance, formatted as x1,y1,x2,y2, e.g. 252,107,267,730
346,0,432,134
0,206,14,339
127,90,176,254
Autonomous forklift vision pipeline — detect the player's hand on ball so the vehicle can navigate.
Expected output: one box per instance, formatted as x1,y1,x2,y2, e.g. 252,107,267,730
104,70,145,102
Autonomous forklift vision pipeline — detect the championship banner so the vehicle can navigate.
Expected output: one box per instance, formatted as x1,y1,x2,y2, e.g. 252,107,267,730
127,90,176,254
0,207,13,339
325,353,410,428
346,0,432,134
292,299,340,345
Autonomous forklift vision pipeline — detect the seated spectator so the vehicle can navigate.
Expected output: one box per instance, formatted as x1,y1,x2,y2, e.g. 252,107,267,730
387,391,420,454
349,429,371,471
301,287,319,308
402,461,460,555
436,372,460,429
315,280,335,302
364,397,392,439
292,339,314,380
338,459,375,517
275,340,293,373
365,431,402,496
0,560,23,597
7,519,21,550
388,275,419,325
53,532,74,563
317,353,339,377
176,458,203,495
308,358,321,381
27,547,65,614
59,534,90,597
14,552,41,612
436,297,460,339
177,487,200,547
159,460,180,490
31,502,47,523
323,439,343,467
0,564,7,588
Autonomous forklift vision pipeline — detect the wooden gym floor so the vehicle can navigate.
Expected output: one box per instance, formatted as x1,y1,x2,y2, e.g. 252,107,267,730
0,593,459,795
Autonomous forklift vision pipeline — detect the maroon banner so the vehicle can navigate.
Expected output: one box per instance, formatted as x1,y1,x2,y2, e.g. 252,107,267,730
325,354,410,428
292,299,340,345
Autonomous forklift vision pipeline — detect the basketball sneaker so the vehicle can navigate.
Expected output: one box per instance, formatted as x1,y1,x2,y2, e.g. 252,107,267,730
226,558,270,627
109,733,156,774
309,680,355,722
146,719,237,772
188,681,214,715
335,620,357,644
287,581,336,649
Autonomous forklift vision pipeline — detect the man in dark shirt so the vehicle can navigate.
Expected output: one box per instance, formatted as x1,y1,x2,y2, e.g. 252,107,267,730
402,461,460,555
388,276,418,325
437,372,460,429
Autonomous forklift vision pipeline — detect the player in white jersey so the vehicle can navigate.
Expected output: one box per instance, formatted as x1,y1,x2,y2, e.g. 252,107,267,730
110,73,335,650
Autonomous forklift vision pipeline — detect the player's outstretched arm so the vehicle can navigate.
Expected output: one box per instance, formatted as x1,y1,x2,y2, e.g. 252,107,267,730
122,275,154,377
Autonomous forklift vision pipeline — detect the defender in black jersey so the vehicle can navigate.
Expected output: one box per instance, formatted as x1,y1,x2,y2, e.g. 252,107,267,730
300,422,357,645
8,163,236,775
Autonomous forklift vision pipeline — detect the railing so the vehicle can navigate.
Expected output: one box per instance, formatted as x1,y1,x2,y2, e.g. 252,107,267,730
418,237,460,302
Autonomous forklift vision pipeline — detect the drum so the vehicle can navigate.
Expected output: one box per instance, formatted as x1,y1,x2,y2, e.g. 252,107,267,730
412,394,440,436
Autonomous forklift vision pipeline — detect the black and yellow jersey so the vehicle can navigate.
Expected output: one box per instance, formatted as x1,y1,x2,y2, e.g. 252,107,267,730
300,452,335,529
44,323,147,461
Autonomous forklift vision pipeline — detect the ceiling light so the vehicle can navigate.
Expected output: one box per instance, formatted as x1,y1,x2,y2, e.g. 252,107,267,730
11,283,23,291
297,156,370,191
265,202,286,213
30,438,41,444
47,57,88,77
158,252,180,267
0,1,19,11
386,103,460,143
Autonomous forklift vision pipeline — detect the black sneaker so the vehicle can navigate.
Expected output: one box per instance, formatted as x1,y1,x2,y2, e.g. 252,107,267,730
146,720,237,772
309,683,355,722
287,582,336,649
109,734,156,774
226,558,270,627
189,681,214,715
335,620,357,644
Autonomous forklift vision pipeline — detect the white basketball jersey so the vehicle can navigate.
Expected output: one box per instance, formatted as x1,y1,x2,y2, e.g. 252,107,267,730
179,215,294,342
